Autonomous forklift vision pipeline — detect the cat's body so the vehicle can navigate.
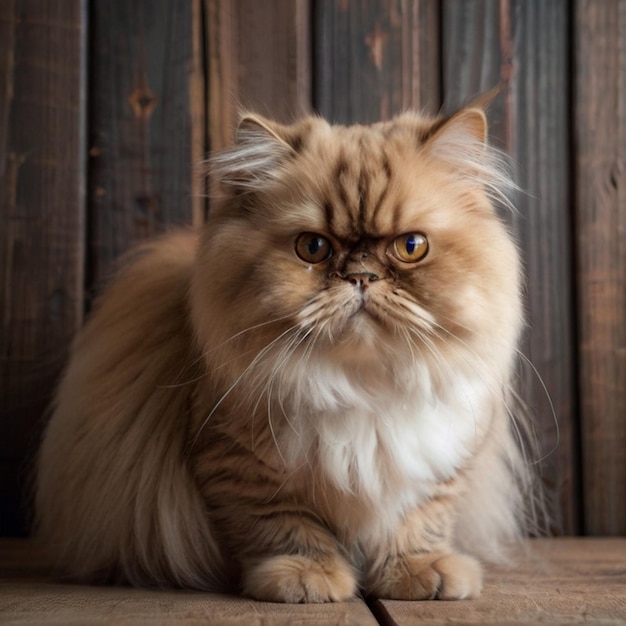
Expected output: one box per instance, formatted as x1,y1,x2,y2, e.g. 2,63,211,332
35,108,533,602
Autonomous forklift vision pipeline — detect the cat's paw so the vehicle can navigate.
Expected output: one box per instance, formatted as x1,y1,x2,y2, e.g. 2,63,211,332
242,554,357,603
369,552,482,600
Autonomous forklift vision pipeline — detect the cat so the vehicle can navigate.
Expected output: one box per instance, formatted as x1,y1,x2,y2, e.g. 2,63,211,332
35,105,537,603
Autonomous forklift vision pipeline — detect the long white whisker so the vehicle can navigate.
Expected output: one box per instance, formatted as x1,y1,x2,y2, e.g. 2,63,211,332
209,313,296,352
427,313,554,468
189,325,300,451
513,349,560,466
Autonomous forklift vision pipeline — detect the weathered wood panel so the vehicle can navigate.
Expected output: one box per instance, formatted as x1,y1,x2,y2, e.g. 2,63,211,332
88,0,201,296
0,538,378,625
206,0,311,154
506,1,577,534
575,0,626,535
375,538,626,625
0,0,87,535
442,0,578,534
3,538,626,624
315,0,440,123
441,0,504,125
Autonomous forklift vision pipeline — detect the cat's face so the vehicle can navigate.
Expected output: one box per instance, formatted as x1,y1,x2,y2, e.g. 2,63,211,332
192,111,522,390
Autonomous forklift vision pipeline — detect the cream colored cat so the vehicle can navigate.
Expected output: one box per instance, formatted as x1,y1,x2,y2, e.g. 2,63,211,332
35,106,537,602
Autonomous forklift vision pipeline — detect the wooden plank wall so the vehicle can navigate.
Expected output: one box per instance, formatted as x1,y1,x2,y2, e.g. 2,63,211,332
0,0,87,535
87,0,202,297
1,0,624,537
575,0,626,535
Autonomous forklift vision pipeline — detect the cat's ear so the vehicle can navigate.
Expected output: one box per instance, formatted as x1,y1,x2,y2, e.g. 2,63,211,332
423,107,516,209
211,113,295,193
425,107,488,155
235,114,296,151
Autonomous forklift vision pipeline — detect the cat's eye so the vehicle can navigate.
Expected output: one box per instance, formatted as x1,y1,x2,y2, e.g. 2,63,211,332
391,233,429,263
295,233,333,264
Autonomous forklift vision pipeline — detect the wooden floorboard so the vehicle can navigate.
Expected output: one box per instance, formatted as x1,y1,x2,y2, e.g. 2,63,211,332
1,538,624,624
378,538,626,625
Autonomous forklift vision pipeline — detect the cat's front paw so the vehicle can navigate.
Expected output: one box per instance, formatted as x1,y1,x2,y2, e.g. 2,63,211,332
242,554,357,603
369,552,482,600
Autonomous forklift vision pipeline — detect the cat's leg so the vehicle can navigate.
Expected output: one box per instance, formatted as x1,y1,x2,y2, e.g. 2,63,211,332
195,449,357,603
221,509,357,603
365,495,482,600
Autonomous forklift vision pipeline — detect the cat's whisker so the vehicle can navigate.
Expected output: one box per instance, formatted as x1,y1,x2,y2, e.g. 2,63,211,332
161,316,300,390
405,325,455,391
208,313,297,352
262,331,307,451
277,329,315,436
423,313,551,532
157,371,209,390
244,331,300,420
424,317,499,385
157,347,213,389
424,314,550,456
512,349,560,466
190,325,301,452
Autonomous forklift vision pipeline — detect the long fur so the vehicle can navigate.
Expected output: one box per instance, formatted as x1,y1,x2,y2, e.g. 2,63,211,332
35,108,540,602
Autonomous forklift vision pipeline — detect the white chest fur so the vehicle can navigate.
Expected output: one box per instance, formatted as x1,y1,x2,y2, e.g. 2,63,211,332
279,359,493,534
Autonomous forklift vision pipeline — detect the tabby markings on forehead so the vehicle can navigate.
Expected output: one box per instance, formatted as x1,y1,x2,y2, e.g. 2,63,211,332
324,148,394,237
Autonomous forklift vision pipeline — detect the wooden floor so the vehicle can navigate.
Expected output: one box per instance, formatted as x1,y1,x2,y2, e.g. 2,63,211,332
1,538,625,625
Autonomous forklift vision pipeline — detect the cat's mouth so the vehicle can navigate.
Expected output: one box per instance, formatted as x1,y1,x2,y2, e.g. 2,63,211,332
335,290,391,342
298,283,400,354
350,298,383,324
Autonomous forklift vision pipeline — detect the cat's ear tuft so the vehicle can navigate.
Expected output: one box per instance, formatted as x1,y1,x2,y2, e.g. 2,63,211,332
424,107,517,211
211,113,295,193
426,108,488,153
236,114,295,152
452,107,488,144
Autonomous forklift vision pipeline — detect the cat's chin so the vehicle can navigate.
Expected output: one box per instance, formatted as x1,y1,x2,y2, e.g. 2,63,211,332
326,311,393,363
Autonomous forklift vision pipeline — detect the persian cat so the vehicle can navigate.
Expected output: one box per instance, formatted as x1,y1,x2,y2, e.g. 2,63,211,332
35,106,536,602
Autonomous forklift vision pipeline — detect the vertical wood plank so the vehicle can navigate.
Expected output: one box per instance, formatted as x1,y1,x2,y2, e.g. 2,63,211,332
507,1,578,534
206,0,311,154
0,0,86,535
88,0,201,294
314,0,440,124
190,0,207,228
575,0,626,535
442,0,578,533
441,1,505,137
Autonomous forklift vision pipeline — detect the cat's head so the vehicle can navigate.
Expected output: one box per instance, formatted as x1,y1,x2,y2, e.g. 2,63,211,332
192,109,522,396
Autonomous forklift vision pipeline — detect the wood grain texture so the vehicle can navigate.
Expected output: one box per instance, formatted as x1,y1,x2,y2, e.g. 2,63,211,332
441,0,504,125
88,0,198,295
575,0,626,535
1,538,624,624
442,0,578,534
506,1,578,534
314,0,441,123
377,538,626,625
0,542,377,626
0,0,86,535
1,586,377,626
206,0,311,154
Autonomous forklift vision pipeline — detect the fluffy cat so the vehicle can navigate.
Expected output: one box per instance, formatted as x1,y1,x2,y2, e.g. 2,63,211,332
35,106,536,603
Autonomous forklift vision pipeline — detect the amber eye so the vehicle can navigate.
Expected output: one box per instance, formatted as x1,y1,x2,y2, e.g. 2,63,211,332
295,233,333,264
391,233,429,263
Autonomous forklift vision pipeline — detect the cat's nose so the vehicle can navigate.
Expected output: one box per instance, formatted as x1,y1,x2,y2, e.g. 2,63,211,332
343,272,379,288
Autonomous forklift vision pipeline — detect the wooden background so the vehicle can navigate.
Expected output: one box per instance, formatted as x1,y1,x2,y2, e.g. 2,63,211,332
1,0,624,538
